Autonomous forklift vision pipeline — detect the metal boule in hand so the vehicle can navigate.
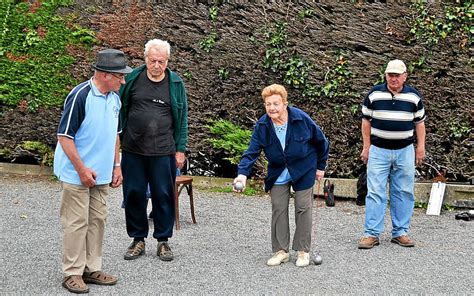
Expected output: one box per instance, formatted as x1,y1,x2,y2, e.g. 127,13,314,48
234,181,244,191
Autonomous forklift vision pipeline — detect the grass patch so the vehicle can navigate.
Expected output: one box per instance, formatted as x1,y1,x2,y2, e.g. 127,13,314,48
0,0,95,111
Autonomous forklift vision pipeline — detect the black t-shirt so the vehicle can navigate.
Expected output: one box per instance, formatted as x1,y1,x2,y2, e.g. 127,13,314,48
122,70,176,156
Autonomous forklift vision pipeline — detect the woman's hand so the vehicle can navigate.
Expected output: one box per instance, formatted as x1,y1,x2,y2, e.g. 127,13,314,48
233,174,247,192
315,170,325,181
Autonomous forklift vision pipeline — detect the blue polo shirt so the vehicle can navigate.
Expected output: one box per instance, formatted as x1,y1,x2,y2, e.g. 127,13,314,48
53,78,122,185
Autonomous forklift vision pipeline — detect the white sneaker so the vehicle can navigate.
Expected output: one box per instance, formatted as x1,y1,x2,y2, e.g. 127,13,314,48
295,251,310,267
266,250,289,266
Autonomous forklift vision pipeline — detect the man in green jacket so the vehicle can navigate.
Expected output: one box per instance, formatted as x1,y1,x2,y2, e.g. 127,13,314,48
119,39,188,262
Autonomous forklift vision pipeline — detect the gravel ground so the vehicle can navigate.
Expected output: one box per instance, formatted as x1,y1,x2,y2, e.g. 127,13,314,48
1,174,473,295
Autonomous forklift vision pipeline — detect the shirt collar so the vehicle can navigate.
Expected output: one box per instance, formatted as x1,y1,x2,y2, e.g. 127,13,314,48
89,77,107,97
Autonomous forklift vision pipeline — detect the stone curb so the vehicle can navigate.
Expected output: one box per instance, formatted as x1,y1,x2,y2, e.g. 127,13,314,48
0,162,53,176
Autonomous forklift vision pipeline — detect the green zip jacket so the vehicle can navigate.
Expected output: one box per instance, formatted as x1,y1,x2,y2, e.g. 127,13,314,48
119,65,188,152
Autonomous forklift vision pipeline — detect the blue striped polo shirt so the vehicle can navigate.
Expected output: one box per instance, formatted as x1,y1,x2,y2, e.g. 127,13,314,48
53,78,122,185
362,82,426,149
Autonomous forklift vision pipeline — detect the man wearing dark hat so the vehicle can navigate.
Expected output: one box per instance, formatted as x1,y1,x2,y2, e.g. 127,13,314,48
358,59,426,249
119,39,188,262
54,48,132,293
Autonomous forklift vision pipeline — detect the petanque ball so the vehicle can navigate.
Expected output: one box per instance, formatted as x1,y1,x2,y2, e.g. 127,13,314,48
234,182,244,191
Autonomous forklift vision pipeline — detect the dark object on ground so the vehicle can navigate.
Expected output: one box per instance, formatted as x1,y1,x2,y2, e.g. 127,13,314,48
324,179,335,207
356,170,367,206
455,212,474,221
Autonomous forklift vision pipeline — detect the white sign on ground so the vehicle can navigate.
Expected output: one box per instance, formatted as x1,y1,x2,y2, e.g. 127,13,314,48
426,182,446,216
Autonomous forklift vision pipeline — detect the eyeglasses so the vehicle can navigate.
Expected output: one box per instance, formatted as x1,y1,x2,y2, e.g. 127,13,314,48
109,73,126,80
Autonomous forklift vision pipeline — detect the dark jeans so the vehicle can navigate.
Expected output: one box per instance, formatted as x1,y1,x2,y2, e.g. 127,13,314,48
122,151,176,240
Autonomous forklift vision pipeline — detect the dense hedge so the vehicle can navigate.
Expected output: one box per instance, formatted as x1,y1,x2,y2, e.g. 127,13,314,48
0,1,472,182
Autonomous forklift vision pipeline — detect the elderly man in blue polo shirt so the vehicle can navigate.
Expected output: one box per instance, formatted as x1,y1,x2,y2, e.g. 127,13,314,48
54,49,132,293
358,59,426,249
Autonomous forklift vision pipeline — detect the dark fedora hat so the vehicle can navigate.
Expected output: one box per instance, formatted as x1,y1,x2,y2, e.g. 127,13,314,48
92,49,132,74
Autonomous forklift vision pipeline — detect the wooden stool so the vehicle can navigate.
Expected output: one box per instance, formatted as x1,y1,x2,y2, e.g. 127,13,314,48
175,175,197,230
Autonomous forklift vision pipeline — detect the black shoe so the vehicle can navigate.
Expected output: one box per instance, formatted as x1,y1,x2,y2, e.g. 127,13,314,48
455,212,473,221
157,242,174,261
124,240,145,260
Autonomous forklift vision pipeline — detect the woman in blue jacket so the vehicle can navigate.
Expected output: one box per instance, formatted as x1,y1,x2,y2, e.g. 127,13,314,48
234,84,329,267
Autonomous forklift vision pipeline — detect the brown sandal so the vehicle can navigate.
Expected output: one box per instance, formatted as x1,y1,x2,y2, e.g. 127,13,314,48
83,271,118,286
63,275,89,294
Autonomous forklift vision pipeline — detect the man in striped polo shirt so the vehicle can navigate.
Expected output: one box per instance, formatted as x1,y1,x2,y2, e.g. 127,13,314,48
358,59,426,249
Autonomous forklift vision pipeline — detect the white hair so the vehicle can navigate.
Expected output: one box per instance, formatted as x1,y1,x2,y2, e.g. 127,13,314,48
144,39,171,57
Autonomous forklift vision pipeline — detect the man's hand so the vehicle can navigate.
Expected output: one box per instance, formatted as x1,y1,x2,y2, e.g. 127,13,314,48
360,146,370,164
110,166,123,188
415,122,426,167
415,146,425,166
176,152,185,169
78,167,97,188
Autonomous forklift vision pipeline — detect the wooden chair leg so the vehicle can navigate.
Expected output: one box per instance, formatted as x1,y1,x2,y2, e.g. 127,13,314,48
175,184,180,230
188,184,197,224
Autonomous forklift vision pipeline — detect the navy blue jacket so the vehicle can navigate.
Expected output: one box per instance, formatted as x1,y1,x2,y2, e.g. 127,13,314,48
238,106,329,192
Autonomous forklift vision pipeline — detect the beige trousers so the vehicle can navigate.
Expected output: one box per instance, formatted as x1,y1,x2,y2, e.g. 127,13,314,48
60,182,108,276
270,184,313,253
